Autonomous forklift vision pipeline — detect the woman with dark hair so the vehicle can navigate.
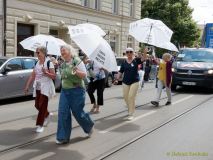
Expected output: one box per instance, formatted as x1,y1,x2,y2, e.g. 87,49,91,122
24,46,56,133
86,59,106,114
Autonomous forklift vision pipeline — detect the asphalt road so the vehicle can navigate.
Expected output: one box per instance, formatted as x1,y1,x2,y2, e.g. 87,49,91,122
105,98,213,160
0,83,212,160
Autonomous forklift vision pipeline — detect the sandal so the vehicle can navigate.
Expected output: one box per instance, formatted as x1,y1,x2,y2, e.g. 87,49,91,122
94,106,100,114
90,104,97,113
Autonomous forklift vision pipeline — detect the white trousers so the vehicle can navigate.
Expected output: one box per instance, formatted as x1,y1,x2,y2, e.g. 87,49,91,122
155,80,172,102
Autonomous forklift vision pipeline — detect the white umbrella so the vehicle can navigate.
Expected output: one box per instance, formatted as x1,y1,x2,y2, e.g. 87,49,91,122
158,42,179,52
89,39,118,72
20,34,66,56
129,18,173,47
68,25,117,72
77,23,106,37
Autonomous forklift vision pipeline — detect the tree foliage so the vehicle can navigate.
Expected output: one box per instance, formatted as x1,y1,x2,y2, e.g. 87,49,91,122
141,0,201,47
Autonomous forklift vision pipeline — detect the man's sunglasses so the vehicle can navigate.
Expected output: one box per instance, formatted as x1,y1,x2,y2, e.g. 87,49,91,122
36,51,40,54
126,51,133,54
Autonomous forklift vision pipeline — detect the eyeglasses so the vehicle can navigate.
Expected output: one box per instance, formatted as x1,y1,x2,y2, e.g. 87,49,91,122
126,51,133,54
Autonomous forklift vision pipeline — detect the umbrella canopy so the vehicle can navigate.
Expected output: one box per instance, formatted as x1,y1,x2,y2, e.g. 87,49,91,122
89,39,118,72
68,25,117,72
129,18,173,47
158,42,179,52
77,23,106,37
20,34,66,56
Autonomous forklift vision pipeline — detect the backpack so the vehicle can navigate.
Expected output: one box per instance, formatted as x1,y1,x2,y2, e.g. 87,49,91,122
35,60,51,70
35,60,55,85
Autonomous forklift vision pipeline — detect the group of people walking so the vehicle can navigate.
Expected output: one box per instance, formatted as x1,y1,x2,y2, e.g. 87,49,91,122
24,44,173,144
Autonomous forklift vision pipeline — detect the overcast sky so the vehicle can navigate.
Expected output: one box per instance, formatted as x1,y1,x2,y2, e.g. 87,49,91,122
189,0,213,24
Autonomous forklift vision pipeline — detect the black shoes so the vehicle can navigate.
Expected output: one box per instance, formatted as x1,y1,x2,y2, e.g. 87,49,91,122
151,101,159,107
165,101,172,106
151,101,172,106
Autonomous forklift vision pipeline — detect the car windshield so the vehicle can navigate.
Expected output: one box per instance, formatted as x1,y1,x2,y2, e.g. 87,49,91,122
116,58,125,66
177,50,213,63
0,59,6,67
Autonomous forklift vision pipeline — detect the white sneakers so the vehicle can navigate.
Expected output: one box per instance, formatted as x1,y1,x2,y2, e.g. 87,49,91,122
88,126,94,138
124,114,134,121
35,113,53,133
44,113,53,127
36,126,44,133
43,118,49,127
127,115,134,121
55,139,69,145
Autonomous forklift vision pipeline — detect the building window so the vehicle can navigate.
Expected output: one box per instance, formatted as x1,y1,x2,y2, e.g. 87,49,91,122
93,0,100,10
130,0,135,17
17,23,34,57
82,0,90,7
112,0,118,14
49,29,59,38
127,36,134,48
110,35,118,54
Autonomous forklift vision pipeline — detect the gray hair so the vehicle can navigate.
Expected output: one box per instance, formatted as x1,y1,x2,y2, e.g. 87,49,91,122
60,44,77,57
36,46,47,55
162,53,171,60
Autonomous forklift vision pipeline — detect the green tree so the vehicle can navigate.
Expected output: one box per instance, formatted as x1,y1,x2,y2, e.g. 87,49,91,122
141,0,201,48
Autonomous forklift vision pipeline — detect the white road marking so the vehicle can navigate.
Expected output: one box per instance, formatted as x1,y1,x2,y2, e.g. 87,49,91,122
99,111,156,134
172,95,194,105
29,152,55,160
99,95,194,134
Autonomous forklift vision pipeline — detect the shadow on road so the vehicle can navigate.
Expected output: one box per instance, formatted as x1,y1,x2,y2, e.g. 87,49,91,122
0,128,38,148
0,96,34,106
95,116,140,133
9,141,85,160
174,86,213,95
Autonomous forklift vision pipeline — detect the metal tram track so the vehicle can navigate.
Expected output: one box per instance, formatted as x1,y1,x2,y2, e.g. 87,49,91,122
0,87,155,126
95,96,213,160
0,93,179,155
0,96,122,126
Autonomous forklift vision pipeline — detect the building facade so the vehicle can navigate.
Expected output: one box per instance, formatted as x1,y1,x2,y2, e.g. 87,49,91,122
6,0,142,57
0,0,4,56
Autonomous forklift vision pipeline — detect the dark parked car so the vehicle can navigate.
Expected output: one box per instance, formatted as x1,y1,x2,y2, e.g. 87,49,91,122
171,48,213,90
0,56,61,100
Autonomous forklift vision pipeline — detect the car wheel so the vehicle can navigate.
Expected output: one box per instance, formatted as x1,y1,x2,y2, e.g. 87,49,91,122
106,75,113,88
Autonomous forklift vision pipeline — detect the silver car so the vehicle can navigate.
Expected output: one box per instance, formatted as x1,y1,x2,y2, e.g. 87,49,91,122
0,57,61,100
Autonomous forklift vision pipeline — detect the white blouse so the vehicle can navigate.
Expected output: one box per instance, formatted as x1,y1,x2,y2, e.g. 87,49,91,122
33,59,56,98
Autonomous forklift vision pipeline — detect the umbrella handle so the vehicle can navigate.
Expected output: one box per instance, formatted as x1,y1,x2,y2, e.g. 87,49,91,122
146,23,153,44
70,59,83,75
45,41,48,55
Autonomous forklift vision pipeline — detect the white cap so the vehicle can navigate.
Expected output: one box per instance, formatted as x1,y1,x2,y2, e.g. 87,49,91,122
126,47,134,52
